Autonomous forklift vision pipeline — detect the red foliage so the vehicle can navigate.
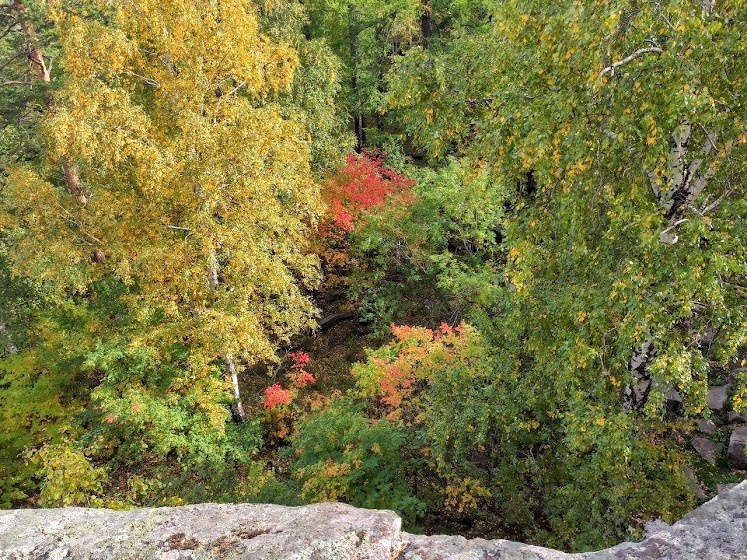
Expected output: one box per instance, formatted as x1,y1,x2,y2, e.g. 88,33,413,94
263,384,293,409
289,351,311,369
262,352,319,441
288,351,316,388
294,370,316,388
326,150,415,232
312,150,414,292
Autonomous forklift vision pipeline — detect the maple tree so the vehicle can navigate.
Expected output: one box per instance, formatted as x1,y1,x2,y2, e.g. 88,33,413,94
312,150,413,296
260,350,322,441
324,150,414,231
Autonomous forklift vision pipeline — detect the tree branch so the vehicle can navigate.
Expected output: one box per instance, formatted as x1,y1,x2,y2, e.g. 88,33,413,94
317,311,356,331
599,46,663,78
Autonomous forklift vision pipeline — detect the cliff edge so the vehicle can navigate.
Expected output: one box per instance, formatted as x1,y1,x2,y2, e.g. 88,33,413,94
1,480,745,560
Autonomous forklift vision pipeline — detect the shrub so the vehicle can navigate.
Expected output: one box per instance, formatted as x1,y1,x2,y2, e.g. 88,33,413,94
288,400,424,524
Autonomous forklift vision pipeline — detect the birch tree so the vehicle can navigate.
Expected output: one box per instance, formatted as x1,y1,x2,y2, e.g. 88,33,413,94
1,0,325,417
384,0,747,548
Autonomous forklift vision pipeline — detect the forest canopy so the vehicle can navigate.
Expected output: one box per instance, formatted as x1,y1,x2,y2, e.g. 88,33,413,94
0,0,746,552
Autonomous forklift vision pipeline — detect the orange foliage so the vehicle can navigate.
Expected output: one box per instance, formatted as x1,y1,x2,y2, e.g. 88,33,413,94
353,322,480,423
263,384,293,409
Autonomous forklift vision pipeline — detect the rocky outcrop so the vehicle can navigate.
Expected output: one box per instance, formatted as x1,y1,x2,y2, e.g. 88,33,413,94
707,384,731,411
1,481,746,560
729,427,747,469
691,437,718,465
687,384,747,469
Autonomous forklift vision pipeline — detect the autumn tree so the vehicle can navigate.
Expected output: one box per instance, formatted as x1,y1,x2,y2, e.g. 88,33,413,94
0,0,346,504
382,0,747,549
3,0,326,408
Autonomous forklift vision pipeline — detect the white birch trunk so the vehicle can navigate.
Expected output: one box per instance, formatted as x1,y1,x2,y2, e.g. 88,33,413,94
208,250,246,423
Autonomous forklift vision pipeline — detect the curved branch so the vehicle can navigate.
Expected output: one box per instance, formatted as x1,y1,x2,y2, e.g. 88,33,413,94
599,46,663,78
317,311,356,331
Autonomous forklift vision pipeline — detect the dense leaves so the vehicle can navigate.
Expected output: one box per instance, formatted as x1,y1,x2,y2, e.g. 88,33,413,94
0,0,344,506
1,0,746,553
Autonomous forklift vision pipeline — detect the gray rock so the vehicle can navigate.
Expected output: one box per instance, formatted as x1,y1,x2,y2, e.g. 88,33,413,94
683,465,709,500
699,326,717,347
692,438,718,465
0,502,402,560
696,418,718,435
400,534,574,560
727,426,747,469
643,519,670,538
604,480,747,560
666,389,683,410
727,411,747,424
707,385,731,411
717,483,738,496
2,482,747,560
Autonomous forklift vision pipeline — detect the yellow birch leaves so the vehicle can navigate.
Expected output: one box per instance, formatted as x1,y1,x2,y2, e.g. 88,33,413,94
3,0,324,368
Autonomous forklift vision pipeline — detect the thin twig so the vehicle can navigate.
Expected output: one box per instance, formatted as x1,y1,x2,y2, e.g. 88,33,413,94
223,81,246,98
701,189,732,215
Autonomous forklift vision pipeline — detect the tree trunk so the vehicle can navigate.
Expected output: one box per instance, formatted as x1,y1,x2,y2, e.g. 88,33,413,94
0,322,18,357
11,0,50,83
11,0,84,207
208,251,247,423
317,310,356,331
624,121,727,410
62,159,87,205
348,4,365,152
226,353,247,423
421,0,433,39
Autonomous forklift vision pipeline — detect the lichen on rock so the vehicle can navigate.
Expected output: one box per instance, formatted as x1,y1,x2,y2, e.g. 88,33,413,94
1,482,746,560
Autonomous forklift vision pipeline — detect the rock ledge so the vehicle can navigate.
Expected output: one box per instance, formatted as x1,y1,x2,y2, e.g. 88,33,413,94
1,481,746,560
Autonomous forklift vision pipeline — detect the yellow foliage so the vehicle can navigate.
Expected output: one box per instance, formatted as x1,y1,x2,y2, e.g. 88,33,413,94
2,0,323,370
444,477,492,513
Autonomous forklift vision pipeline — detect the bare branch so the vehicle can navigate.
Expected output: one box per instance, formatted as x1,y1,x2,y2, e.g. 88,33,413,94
659,219,689,245
126,70,159,88
224,81,246,97
648,171,660,199
599,46,663,78
0,51,26,73
659,14,679,34
695,122,718,153
700,189,732,215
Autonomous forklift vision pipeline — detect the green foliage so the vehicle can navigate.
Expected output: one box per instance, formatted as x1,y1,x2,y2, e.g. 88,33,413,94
257,0,353,172
27,442,106,507
341,322,695,548
349,324,498,520
378,0,747,549
288,400,425,524
351,159,504,328
0,289,100,507
84,346,262,471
